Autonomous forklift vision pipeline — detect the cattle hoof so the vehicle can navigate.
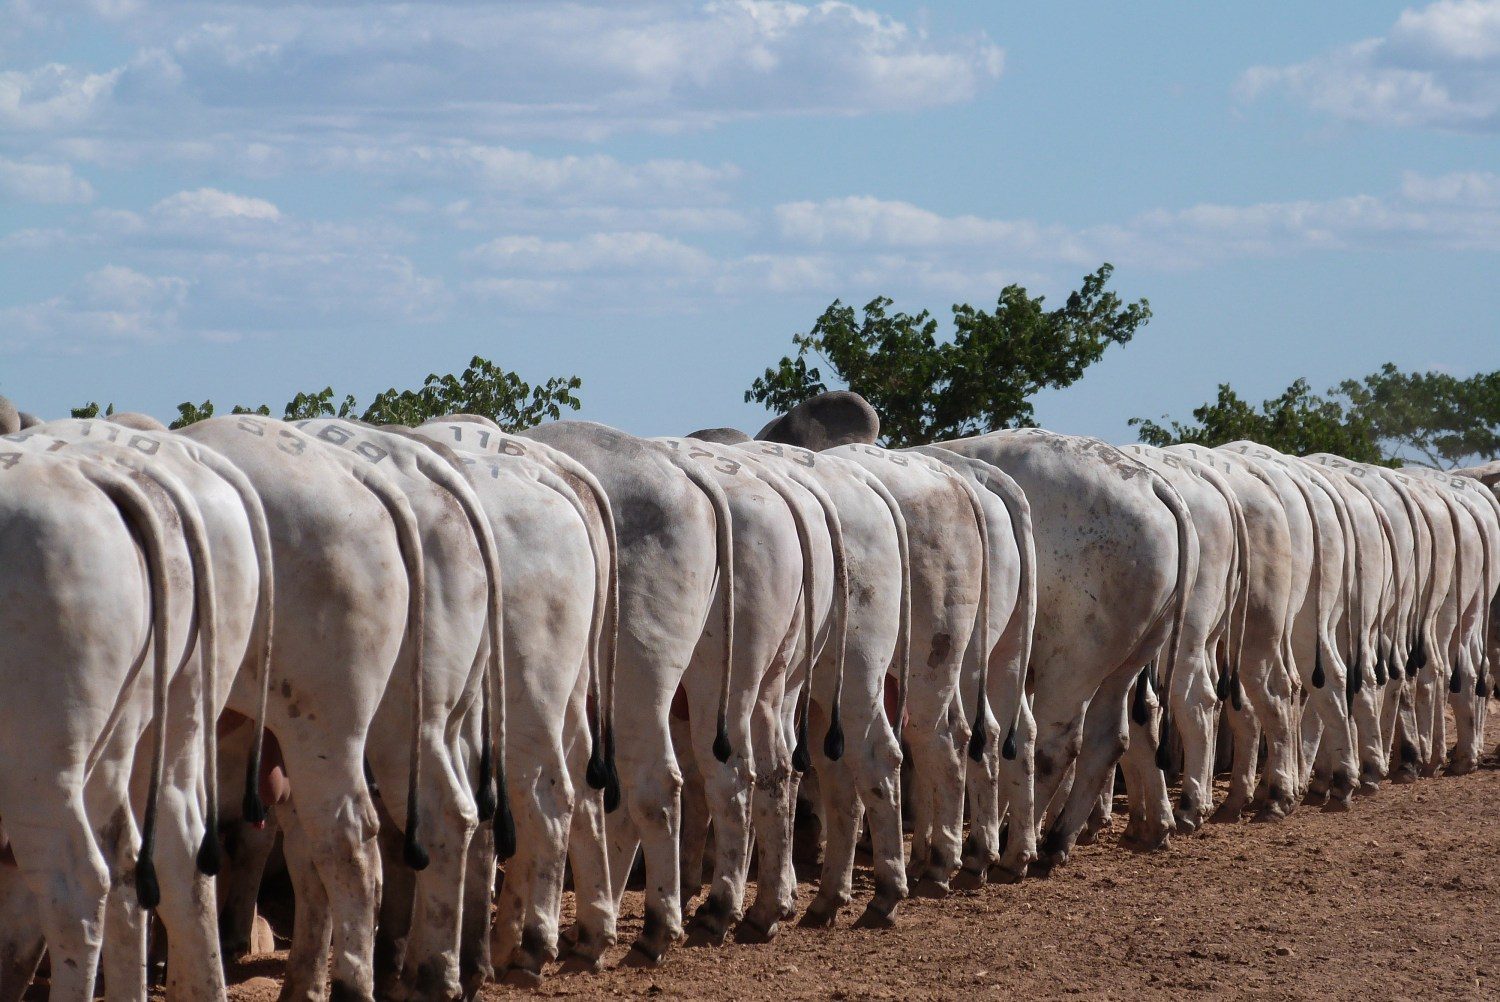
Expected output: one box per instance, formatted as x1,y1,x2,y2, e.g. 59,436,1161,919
951,865,987,891
618,943,664,969
1389,767,1419,786
557,952,604,976
461,968,491,999
1445,759,1477,777
688,920,730,948
501,966,543,989
798,902,840,929
1122,829,1171,853
988,861,1028,884
1209,801,1246,824
733,916,778,944
1321,795,1352,814
1173,810,1201,835
911,875,950,899
1031,851,1066,877
1250,801,1291,824
1075,827,1101,847
853,903,897,930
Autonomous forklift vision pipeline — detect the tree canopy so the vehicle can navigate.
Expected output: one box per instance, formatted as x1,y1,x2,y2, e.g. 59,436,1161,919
1130,379,1383,463
1335,363,1500,468
747,264,1151,447
85,356,584,431
1132,365,1500,467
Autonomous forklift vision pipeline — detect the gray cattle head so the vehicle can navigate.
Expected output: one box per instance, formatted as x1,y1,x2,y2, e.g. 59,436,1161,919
686,427,751,445
755,390,880,451
0,396,18,435
109,412,170,432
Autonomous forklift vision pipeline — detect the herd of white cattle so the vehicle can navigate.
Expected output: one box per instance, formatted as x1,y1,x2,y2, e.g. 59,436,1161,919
0,391,1496,1002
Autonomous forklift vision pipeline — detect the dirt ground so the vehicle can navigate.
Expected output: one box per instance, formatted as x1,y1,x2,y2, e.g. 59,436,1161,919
207,727,1500,1001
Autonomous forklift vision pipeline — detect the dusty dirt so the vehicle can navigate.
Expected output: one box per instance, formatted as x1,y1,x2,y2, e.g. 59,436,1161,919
205,735,1500,1001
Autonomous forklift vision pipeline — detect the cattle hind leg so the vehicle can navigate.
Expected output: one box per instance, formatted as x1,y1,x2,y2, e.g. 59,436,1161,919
738,670,798,942
4,799,113,1002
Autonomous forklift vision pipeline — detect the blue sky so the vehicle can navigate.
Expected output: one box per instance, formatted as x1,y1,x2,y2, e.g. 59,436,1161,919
2,1,1497,439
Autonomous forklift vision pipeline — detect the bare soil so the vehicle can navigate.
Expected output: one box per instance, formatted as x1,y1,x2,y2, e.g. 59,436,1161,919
211,735,1500,1001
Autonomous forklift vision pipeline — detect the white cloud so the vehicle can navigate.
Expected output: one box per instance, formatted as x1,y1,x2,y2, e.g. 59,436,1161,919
0,62,119,129
471,230,714,275
0,61,118,129
1240,0,1500,131
0,156,94,202
774,172,1500,274
316,143,740,200
1399,168,1500,203
776,196,1081,257
6,1,1001,159
0,264,187,352
151,187,279,221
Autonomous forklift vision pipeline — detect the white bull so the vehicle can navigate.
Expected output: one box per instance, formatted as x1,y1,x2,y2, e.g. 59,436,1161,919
292,418,508,1002
1296,457,1395,793
410,420,612,988
1121,444,1242,832
1166,444,1300,821
825,444,990,897
518,421,735,967
1306,456,1429,784
0,418,275,1001
0,449,180,1001
659,436,824,945
909,446,1036,884
1217,443,1358,808
729,441,913,929
180,415,430,1002
1401,468,1498,774
937,430,1194,869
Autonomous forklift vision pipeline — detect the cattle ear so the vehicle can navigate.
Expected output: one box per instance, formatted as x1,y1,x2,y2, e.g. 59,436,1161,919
0,396,18,436
755,390,879,451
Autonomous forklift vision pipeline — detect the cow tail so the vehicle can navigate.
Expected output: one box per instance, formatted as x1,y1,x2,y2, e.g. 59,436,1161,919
673,456,736,764
951,473,992,763
778,466,849,766
1151,475,1197,772
421,450,514,854
148,468,224,877
1283,472,1331,692
193,448,274,826
532,464,620,811
753,471,821,772
982,466,1035,762
1200,464,1251,703
860,470,912,733
89,468,174,909
1310,472,1362,705
349,464,430,870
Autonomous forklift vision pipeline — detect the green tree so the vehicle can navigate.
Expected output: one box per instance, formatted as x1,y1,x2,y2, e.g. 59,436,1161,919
167,400,269,429
283,387,359,421
747,264,1150,447
1336,363,1500,468
1133,365,1500,465
359,356,582,429
1130,379,1383,462
71,401,115,418
164,356,582,431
